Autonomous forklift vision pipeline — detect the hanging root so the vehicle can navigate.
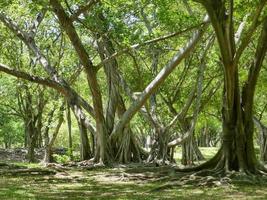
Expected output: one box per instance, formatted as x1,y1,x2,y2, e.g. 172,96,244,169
115,128,144,163
146,142,173,165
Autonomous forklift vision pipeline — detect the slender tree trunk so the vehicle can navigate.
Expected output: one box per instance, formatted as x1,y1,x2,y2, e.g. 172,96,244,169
43,106,65,163
26,120,36,162
43,108,55,163
71,104,92,160
181,119,204,166
44,145,53,163
147,128,171,164
254,118,267,162
79,119,92,160
66,103,73,160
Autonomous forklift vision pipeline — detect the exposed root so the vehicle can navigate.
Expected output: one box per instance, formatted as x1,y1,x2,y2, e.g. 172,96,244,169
175,147,222,172
44,163,72,172
0,168,56,176
150,166,267,192
0,162,27,169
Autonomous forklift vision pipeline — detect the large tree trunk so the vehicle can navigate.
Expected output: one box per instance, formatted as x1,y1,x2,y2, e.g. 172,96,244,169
114,96,143,163
219,85,256,172
188,0,267,175
24,91,36,162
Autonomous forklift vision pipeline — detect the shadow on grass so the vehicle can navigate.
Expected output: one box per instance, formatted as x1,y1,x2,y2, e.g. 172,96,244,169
1,166,267,200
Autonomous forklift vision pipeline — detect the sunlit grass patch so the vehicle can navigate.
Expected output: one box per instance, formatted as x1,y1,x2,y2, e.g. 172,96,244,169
1,146,267,200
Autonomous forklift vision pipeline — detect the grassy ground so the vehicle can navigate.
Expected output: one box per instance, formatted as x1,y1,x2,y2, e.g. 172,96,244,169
1,167,267,200
175,147,219,163
1,147,267,200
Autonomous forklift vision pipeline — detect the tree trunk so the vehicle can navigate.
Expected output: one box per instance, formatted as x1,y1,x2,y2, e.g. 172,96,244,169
187,0,267,175
42,108,56,163
259,126,267,162
114,96,143,163
79,118,92,160
254,118,267,162
181,119,204,166
50,0,112,164
93,11,144,163
72,104,92,160
26,120,36,162
43,145,53,163
181,134,194,166
66,103,73,160
182,134,204,165
220,91,256,172
147,128,171,164
44,108,64,164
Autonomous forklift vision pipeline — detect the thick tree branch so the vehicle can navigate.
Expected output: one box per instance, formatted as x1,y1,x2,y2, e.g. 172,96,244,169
96,22,208,70
0,63,65,93
29,8,47,38
110,15,209,140
234,0,267,65
0,11,95,118
70,0,100,21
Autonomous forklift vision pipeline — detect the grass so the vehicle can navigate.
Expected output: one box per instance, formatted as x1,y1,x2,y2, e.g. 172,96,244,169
174,146,218,164
1,168,267,200
1,147,267,199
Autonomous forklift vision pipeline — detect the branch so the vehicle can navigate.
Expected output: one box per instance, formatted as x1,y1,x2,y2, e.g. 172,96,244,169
29,8,48,38
0,63,65,93
50,0,95,72
234,0,267,65
234,14,249,44
0,11,95,118
111,15,209,140
242,17,267,114
70,0,100,21
167,36,213,147
95,22,208,70
165,86,196,130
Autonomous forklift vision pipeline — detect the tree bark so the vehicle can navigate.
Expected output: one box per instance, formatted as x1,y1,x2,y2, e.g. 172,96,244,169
50,0,111,164
254,118,267,162
111,16,209,140
191,0,267,174
66,103,73,160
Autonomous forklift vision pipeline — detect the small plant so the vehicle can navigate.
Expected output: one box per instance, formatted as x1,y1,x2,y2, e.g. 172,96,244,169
53,154,70,164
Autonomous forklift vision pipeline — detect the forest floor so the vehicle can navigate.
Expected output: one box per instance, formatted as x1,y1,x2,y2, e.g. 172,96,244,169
0,147,267,199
